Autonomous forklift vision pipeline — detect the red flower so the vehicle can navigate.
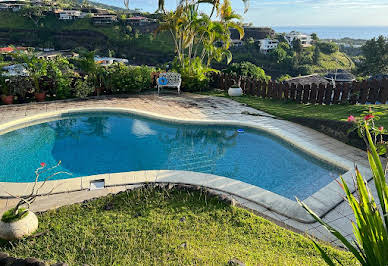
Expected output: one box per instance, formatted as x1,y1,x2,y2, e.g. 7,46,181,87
379,126,384,132
40,162,46,167
364,114,374,121
347,115,355,122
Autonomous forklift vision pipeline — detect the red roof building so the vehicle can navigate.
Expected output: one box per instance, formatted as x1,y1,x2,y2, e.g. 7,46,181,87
0,47,14,53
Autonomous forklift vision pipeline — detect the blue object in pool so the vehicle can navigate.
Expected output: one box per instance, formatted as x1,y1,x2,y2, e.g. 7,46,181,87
0,112,345,200
237,129,244,133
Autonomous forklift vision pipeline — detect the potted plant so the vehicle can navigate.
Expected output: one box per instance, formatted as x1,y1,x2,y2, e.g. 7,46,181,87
228,79,243,96
0,161,70,240
0,75,13,105
14,53,47,102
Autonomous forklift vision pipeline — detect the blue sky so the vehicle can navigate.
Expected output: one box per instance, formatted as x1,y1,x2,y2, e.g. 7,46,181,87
94,0,388,26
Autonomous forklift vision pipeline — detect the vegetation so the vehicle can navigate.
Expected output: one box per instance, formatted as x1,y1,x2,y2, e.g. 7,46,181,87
105,64,155,93
229,40,354,78
299,111,388,265
0,52,157,104
357,35,388,76
1,208,28,223
0,186,356,265
224,61,271,82
156,0,245,91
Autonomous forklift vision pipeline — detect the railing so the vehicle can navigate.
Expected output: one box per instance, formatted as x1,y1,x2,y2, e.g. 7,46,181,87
211,73,388,105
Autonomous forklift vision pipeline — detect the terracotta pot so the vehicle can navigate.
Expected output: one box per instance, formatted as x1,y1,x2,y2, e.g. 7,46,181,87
34,92,46,102
1,95,14,105
95,87,103,96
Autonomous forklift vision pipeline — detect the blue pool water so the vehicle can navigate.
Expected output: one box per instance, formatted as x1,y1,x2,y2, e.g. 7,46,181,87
0,112,344,200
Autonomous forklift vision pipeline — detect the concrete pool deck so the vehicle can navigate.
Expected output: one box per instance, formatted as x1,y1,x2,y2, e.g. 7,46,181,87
0,93,378,246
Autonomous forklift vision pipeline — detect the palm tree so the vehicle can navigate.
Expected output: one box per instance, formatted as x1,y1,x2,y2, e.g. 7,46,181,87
155,0,244,70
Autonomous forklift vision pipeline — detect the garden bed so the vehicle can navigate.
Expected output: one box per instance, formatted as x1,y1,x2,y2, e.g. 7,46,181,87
0,186,355,265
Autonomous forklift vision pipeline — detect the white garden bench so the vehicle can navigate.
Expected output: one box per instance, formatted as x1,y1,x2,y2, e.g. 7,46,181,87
157,72,182,95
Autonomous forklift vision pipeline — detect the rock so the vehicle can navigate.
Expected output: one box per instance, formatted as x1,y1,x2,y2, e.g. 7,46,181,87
0,256,17,265
103,202,114,211
180,242,188,249
228,258,245,266
0,252,9,259
0,211,39,240
51,263,69,266
24,257,47,265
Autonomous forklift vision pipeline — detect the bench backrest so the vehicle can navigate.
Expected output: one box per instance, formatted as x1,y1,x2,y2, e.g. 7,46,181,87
159,72,181,86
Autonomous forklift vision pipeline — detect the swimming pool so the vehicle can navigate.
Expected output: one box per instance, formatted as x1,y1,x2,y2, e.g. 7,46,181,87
0,112,345,200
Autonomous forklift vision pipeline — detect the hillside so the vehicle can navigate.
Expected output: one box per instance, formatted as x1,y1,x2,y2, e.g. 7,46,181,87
227,44,355,78
0,10,355,76
0,11,174,65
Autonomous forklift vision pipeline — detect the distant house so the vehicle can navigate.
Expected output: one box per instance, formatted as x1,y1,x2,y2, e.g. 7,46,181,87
95,56,128,67
285,31,312,47
285,74,330,86
57,10,82,20
0,46,28,55
258,38,279,54
36,50,79,60
1,63,28,76
324,69,355,83
126,16,156,26
0,0,26,12
93,14,117,25
0,47,14,54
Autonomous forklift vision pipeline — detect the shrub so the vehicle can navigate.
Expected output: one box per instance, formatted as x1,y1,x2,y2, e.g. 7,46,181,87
1,207,28,223
173,57,212,92
105,64,154,94
317,41,339,54
223,61,271,82
74,78,94,98
297,65,314,75
276,74,292,82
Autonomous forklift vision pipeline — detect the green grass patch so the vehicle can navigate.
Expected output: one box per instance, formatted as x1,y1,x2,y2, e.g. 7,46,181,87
1,207,28,223
0,187,356,265
200,91,388,129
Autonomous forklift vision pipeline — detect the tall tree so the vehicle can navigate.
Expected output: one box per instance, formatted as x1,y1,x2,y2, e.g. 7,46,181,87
291,38,303,54
357,35,388,76
21,5,48,28
313,45,320,64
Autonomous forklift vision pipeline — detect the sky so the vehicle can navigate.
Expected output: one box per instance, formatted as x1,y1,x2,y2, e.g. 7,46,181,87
93,0,388,26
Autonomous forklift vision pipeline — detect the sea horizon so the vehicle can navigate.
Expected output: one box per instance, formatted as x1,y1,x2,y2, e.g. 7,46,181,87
271,25,388,40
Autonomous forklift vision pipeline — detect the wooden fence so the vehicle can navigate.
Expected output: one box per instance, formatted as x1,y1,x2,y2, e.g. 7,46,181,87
211,73,388,105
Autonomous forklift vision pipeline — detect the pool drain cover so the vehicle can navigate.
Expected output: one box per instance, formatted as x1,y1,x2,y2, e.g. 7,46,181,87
90,179,105,190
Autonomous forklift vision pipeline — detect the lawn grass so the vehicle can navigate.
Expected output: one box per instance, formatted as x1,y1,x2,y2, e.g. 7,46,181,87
0,187,356,265
200,90,388,129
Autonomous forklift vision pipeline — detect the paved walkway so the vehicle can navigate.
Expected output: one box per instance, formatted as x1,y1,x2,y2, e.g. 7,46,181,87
0,93,376,247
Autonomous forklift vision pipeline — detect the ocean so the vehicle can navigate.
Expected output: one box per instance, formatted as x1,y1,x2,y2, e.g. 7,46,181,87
272,26,388,40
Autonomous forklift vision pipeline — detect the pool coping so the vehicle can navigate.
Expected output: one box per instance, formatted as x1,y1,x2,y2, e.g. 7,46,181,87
0,107,372,223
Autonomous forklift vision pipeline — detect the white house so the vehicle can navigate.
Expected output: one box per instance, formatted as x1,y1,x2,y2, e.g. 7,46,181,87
258,38,279,54
95,56,128,67
58,10,81,20
2,64,28,76
285,31,312,47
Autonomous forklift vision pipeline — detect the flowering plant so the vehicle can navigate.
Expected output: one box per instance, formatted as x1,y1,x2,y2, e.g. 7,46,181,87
347,108,387,155
298,109,388,265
